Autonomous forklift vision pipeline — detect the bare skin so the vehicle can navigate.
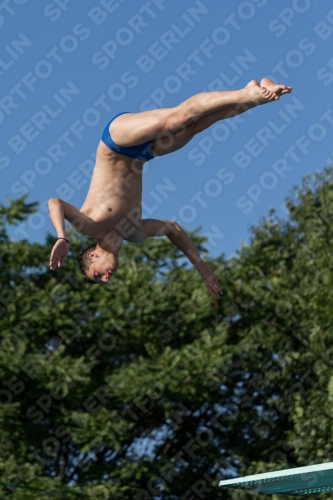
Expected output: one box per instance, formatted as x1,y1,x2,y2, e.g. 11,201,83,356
48,78,292,299
260,77,292,98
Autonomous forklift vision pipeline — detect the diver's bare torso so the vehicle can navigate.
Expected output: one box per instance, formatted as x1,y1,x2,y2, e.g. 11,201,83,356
72,140,146,242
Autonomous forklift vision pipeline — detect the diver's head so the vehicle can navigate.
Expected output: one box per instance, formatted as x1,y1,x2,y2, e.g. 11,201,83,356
77,242,119,283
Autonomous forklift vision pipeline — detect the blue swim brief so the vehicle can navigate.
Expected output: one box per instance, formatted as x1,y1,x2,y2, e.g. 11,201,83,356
101,112,154,162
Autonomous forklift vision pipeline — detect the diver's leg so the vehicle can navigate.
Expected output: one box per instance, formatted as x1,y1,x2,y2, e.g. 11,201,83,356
152,81,261,157
109,80,281,148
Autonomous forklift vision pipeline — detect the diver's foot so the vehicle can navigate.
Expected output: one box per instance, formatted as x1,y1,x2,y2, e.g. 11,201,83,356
245,79,260,88
260,77,292,99
242,81,277,105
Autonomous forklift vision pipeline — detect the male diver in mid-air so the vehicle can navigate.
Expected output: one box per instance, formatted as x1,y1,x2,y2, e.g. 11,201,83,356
48,78,292,299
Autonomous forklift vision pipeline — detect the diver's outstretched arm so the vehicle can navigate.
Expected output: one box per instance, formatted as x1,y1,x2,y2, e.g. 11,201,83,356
141,219,222,299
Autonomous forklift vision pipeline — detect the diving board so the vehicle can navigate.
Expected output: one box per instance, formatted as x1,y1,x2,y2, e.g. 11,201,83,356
219,462,333,496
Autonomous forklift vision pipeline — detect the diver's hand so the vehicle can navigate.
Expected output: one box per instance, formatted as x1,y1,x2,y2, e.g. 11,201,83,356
49,239,70,270
197,262,223,299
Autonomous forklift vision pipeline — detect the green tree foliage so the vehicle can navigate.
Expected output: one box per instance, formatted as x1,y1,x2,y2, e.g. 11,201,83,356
1,169,333,499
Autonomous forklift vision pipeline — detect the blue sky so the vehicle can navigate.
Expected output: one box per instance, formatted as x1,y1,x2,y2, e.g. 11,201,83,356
1,0,333,260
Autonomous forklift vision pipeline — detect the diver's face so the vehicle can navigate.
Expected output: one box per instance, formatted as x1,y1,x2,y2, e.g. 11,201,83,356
85,251,119,283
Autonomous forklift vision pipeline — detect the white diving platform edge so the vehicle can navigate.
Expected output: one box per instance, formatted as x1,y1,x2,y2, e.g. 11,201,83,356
219,462,333,496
